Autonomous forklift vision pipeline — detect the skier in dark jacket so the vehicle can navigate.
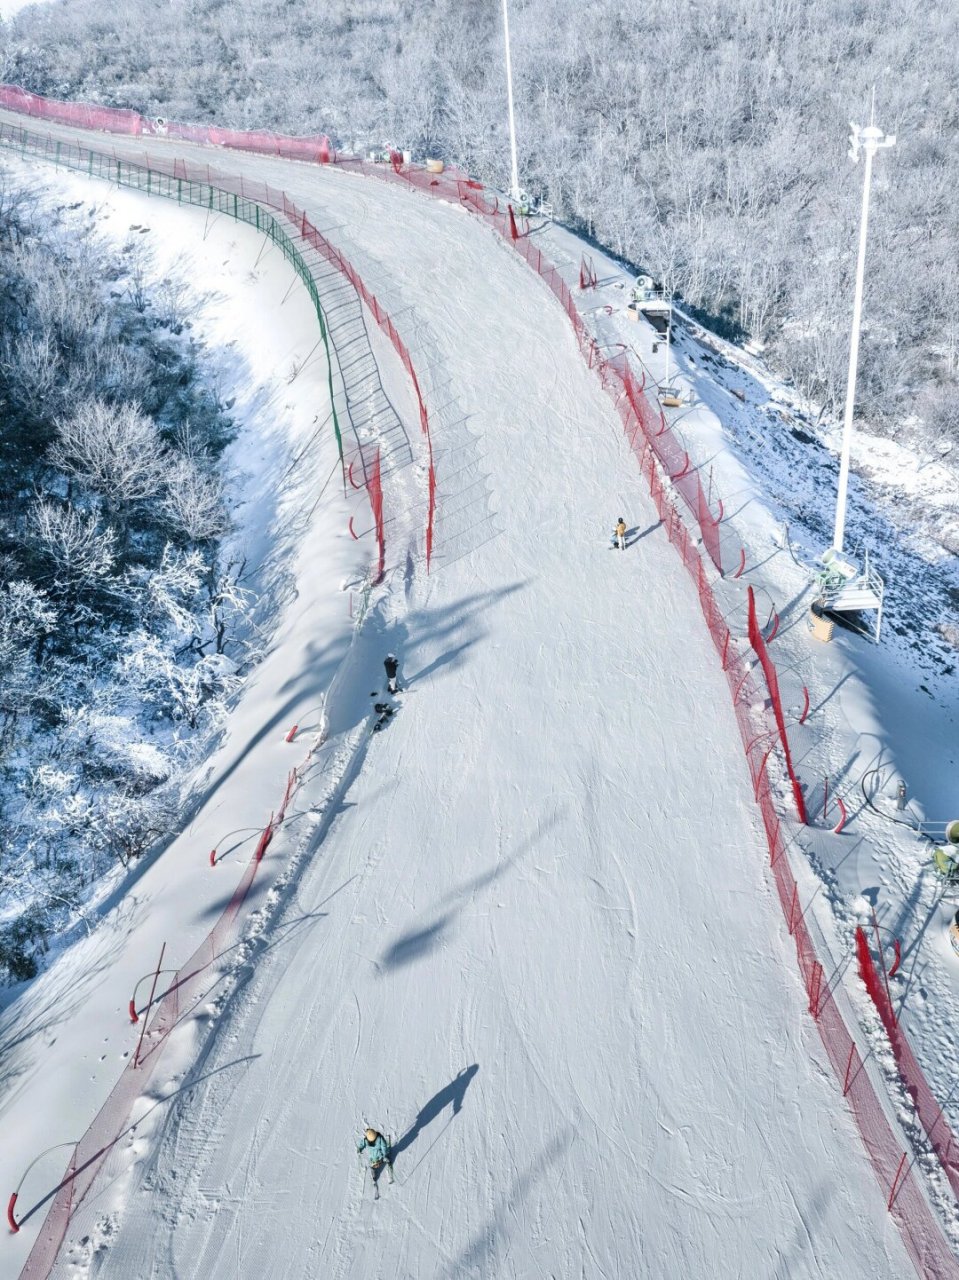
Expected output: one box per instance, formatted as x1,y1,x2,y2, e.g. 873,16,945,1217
384,653,399,694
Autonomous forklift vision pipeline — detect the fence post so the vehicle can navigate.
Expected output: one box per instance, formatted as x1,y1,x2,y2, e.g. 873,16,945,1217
888,1152,908,1210
807,962,823,1019
832,797,847,834
799,686,810,724
788,883,799,936
132,942,166,1069
843,1042,858,1096
754,745,775,800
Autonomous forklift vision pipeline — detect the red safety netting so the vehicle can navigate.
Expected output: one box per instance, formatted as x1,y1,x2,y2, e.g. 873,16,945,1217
291,206,437,570
0,84,332,160
746,586,808,824
165,122,330,164
16,777,296,1277
856,927,959,1204
0,84,143,134
367,450,385,584
718,624,959,1277
594,400,959,1273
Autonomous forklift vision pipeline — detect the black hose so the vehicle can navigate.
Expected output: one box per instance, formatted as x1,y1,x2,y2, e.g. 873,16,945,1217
860,766,935,843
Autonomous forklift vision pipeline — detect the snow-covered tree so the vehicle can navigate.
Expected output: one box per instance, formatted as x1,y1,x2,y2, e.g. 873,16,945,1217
161,456,229,543
28,500,117,592
0,169,243,986
127,543,206,635
50,398,167,514
0,581,57,743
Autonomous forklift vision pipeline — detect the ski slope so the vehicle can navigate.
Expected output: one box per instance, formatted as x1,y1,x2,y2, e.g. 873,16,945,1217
1,133,917,1278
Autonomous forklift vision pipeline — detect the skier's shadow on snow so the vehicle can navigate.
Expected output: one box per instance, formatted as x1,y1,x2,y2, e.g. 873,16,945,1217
391,1064,479,1163
627,520,660,546
378,809,565,973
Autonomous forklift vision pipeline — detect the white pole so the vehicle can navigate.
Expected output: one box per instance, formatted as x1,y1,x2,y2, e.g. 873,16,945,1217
833,122,894,553
665,298,671,385
502,0,520,202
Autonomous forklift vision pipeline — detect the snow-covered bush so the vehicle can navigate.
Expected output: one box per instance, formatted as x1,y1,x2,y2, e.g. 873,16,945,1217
119,631,240,730
51,398,168,515
0,169,248,985
28,500,118,591
0,581,57,744
0,907,48,982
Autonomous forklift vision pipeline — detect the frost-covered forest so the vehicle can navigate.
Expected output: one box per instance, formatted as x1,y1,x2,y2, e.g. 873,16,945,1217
2,0,959,447
0,170,247,983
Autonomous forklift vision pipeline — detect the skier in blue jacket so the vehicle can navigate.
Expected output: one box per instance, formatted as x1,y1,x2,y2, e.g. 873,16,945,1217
357,1127,393,1192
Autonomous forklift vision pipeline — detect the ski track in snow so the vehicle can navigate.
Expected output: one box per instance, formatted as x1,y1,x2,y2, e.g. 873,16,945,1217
0,128,921,1279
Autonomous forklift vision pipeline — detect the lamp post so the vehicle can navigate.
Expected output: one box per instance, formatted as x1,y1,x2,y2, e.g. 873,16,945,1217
832,116,895,554
501,0,521,203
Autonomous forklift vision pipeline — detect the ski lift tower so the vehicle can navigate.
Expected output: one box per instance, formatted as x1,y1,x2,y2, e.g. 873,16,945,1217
816,108,895,643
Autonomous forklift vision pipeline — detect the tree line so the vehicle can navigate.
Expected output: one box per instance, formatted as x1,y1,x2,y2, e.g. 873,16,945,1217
2,0,958,450
0,170,245,982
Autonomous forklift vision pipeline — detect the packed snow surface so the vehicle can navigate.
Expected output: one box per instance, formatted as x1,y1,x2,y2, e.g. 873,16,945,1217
0,130,928,1277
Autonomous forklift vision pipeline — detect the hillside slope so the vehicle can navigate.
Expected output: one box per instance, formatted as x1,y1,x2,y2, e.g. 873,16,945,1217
8,150,915,1278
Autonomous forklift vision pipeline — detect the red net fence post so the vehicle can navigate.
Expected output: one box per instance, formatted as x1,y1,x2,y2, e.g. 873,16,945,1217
367,450,385,584
132,942,166,1069
857,926,897,1037
253,813,275,862
426,463,436,571
746,587,808,824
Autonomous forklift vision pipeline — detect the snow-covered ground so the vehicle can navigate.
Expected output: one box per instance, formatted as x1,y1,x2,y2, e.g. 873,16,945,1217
0,121,953,1278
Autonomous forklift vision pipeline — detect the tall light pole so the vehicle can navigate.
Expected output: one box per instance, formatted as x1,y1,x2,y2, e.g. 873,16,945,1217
832,116,895,554
501,0,521,203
